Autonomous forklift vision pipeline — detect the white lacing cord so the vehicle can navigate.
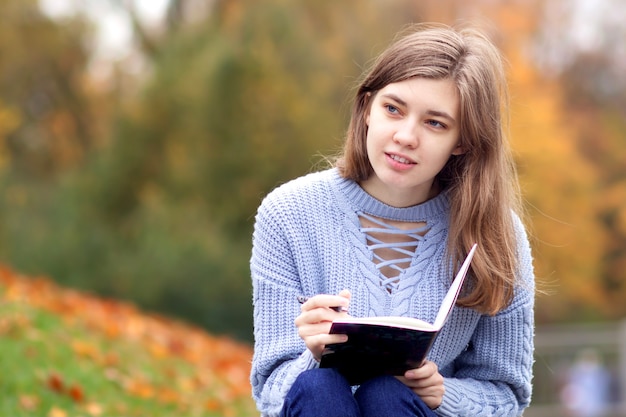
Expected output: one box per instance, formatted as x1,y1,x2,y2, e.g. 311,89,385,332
358,212,429,292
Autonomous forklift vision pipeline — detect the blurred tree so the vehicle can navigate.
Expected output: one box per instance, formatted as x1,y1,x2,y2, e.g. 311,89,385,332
2,0,625,341
532,0,626,320
0,0,94,177
29,0,410,339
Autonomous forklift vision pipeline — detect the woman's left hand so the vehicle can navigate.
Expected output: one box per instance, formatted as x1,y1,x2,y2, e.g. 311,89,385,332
396,360,445,409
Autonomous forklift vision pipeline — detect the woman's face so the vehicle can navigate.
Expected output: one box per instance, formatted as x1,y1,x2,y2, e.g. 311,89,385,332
361,77,463,207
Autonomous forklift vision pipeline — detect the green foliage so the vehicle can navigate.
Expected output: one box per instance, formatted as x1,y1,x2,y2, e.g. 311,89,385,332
0,0,402,341
0,171,254,341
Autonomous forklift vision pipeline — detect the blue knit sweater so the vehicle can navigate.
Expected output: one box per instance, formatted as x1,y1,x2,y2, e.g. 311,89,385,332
250,168,535,417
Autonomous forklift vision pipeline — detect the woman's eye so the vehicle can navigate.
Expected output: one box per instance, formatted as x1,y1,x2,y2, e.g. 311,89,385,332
385,104,399,114
427,119,446,129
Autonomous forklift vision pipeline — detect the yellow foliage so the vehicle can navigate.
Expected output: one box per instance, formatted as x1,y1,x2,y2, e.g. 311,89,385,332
0,100,22,172
457,1,610,321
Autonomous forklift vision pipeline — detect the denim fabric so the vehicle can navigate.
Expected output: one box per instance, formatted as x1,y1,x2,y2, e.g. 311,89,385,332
280,368,437,417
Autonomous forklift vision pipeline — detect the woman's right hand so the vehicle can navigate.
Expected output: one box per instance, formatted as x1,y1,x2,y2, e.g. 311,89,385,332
294,289,351,361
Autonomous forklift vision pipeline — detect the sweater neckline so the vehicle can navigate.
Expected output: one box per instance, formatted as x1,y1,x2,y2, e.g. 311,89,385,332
330,168,449,221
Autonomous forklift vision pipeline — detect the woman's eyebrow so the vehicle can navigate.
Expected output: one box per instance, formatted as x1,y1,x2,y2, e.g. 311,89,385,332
380,93,407,107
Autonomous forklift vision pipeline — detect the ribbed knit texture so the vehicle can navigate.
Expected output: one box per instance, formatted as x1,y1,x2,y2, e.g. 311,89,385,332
250,168,535,417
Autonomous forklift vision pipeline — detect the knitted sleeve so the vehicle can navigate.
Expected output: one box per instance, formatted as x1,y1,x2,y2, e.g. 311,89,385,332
249,190,319,417
435,216,535,417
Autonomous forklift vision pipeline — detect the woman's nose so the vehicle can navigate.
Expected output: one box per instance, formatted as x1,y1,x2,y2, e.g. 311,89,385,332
392,121,420,148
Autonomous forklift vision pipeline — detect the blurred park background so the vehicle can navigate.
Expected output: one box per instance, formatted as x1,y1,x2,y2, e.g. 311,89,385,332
1,0,625,415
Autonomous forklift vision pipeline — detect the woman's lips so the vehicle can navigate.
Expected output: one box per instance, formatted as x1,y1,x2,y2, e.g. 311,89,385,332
386,152,416,165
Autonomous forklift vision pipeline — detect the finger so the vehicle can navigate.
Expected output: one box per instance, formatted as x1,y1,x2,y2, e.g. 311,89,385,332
295,308,338,328
400,376,439,390
299,332,331,348
396,375,433,388
296,321,333,339
300,331,348,361
338,289,351,300
399,377,444,409
405,361,438,379
301,294,350,312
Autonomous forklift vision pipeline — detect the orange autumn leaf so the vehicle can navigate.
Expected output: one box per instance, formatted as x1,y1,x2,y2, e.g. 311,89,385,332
46,372,64,393
124,378,156,399
48,406,67,417
71,340,100,359
156,387,180,404
68,384,85,403
205,398,221,411
168,338,186,355
83,402,103,417
101,352,120,367
148,340,168,358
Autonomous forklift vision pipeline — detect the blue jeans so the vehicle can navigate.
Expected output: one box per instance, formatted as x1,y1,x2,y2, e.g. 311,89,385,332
280,368,438,417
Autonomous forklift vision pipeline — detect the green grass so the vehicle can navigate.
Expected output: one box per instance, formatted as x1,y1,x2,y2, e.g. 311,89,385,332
0,274,257,417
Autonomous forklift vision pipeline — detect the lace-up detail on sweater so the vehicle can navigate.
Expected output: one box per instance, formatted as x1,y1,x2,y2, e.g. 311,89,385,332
358,212,430,292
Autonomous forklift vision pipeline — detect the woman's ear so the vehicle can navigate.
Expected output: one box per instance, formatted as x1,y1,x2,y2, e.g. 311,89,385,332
451,142,466,156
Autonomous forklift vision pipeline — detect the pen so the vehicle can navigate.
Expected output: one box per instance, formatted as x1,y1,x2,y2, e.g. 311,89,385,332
297,295,348,313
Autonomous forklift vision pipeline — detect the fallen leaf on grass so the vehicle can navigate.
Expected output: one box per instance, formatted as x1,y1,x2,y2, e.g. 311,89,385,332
46,372,64,393
71,340,100,359
83,401,103,416
124,378,155,399
48,406,67,417
205,398,220,411
68,384,85,402
156,387,181,404
19,394,39,411
45,371,86,403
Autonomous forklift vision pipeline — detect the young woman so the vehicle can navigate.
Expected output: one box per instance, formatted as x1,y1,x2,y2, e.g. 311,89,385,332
250,23,535,417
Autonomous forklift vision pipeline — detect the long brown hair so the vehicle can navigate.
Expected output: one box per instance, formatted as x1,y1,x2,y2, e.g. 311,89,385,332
336,23,522,315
